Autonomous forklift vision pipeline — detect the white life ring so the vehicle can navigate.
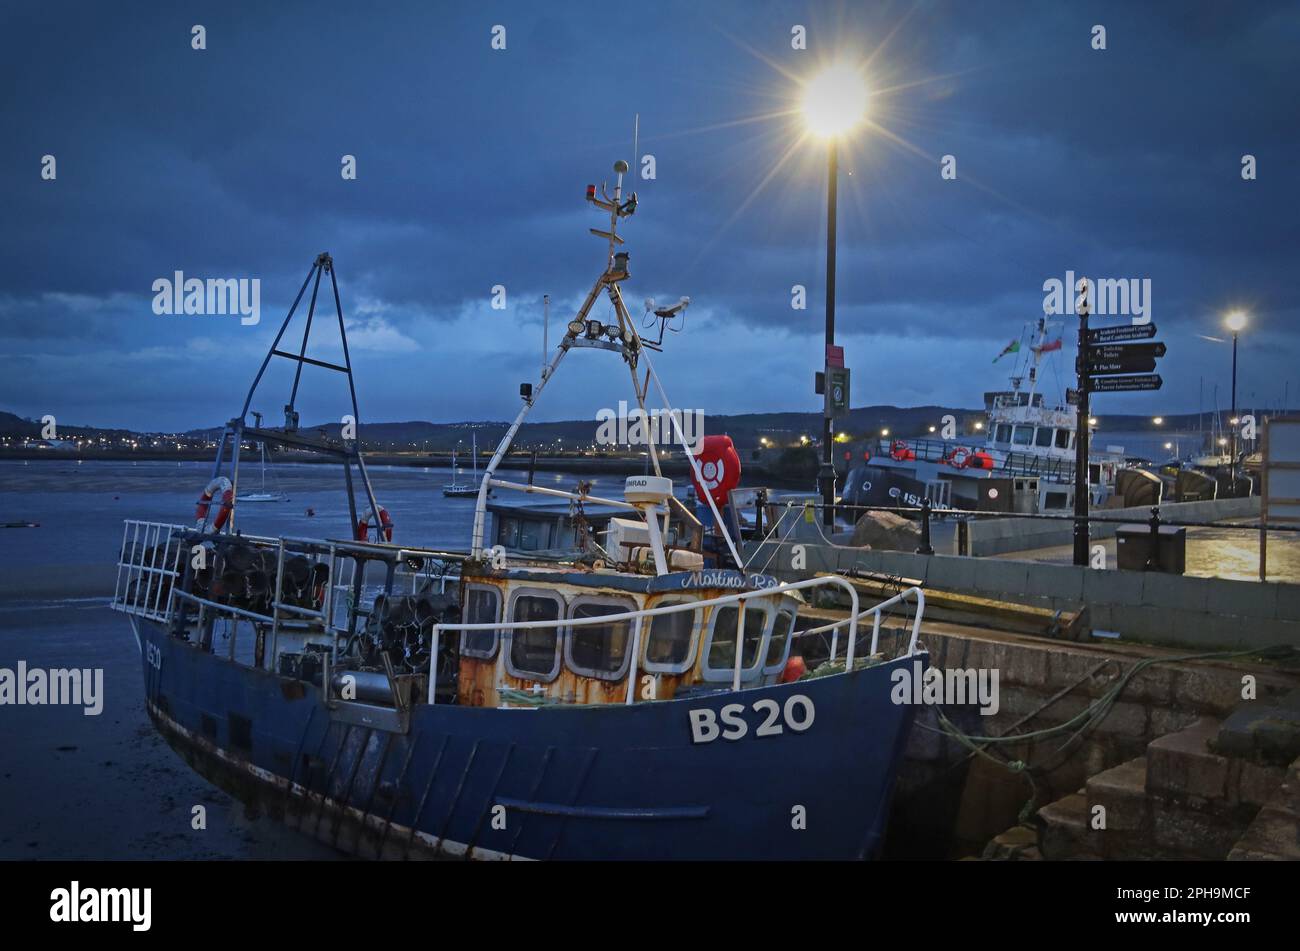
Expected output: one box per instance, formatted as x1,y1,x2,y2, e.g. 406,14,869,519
195,477,234,531
356,504,394,543
699,459,725,492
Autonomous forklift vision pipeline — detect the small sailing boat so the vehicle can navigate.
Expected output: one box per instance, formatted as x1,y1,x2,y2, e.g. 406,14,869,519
442,432,478,497
237,414,288,502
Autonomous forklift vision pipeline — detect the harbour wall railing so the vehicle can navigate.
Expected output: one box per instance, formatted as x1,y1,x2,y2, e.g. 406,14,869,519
743,536,1300,652
963,496,1260,557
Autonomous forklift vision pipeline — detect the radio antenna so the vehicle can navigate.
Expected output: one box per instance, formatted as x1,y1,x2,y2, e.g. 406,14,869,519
542,294,550,381
631,114,639,187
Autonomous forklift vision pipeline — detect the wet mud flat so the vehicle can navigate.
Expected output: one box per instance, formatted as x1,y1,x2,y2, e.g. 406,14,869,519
0,587,341,860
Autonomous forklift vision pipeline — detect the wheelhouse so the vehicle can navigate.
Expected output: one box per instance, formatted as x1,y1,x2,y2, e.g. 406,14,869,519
454,567,802,708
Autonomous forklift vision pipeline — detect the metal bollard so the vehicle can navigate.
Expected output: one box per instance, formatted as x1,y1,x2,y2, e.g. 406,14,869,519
1145,505,1162,571
916,497,935,556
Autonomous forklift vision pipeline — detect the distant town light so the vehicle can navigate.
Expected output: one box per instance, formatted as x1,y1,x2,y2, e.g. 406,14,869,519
974,421,984,431
1088,417,1098,426
881,428,890,437
928,425,936,433
1153,416,1163,425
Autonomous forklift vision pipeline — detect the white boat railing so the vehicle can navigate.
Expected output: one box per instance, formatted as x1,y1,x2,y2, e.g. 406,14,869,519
111,519,463,671
430,574,926,705
799,586,925,660
112,519,189,623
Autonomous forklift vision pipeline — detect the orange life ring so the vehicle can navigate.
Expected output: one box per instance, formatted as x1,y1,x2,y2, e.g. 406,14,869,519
356,504,394,543
970,451,995,470
889,440,915,462
195,477,234,531
946,446,972,469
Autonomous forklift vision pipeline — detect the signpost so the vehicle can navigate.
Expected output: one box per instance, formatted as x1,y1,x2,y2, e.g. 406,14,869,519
1090,374,1163,393
1087,356,1158,374
1086,323,1157,344
1073,304,1167,566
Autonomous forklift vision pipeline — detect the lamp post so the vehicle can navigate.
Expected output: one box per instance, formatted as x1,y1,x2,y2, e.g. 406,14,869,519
1225,311,1247,489
801,61,868,528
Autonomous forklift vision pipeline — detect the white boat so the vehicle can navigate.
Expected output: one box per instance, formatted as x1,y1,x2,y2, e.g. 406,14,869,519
237,437,287,502
847,317,1126,515
442,433,478,497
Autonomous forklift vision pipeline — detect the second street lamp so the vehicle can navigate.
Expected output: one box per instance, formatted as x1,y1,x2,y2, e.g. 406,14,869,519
801,61,868,528
1225,310,1248,489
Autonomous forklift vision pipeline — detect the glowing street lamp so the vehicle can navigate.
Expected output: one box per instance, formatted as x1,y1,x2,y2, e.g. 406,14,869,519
802,60,868,528
1224,310,1248,485
1153,416,1163,425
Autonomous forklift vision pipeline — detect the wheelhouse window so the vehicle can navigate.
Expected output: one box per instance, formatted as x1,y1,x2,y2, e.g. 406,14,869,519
643,599,700,674
764,609,797,675
506,590,564,681
517,519,551,552
497,518,520,549
1035,427,1054,448
994,424,1012,445
703,603,772,681
460,585,500,659
1054,428,1071,450
1012,426,1034,446
565,597,636,680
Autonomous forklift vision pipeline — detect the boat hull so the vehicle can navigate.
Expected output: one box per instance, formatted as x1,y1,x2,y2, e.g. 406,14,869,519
136,619,925,860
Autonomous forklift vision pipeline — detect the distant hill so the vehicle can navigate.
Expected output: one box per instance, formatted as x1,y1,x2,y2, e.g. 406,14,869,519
3,404,1261,454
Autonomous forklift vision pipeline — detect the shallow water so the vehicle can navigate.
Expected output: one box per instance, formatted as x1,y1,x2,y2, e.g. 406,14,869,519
0,459,615,860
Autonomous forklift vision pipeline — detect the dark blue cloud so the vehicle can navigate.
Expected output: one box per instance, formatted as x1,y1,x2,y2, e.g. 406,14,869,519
0,0,1296,430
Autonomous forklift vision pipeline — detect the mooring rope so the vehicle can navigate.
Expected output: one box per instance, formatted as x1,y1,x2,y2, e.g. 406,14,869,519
914,644,1299,822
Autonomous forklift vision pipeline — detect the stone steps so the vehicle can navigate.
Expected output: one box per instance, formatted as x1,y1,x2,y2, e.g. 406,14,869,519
1022,714,1295,860
1035,792,1100,860
1229,756,1300,860
981,823,1041,861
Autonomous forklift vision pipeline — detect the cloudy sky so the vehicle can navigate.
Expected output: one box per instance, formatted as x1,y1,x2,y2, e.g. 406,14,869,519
2,0,1297,431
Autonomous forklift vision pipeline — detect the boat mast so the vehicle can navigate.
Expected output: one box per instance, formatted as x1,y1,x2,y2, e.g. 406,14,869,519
469,157,745,568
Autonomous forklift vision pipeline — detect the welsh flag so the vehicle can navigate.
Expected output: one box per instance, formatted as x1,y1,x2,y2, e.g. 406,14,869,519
993,339,1021,362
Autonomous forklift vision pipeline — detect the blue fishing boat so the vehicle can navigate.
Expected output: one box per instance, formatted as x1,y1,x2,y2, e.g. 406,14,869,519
111,160,928,860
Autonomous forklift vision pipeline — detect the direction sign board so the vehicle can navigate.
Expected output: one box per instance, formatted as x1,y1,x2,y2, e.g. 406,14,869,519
1087,356,1158,375
1087,323,1157,344
1091,342,1166,360
1090,374,1162,393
